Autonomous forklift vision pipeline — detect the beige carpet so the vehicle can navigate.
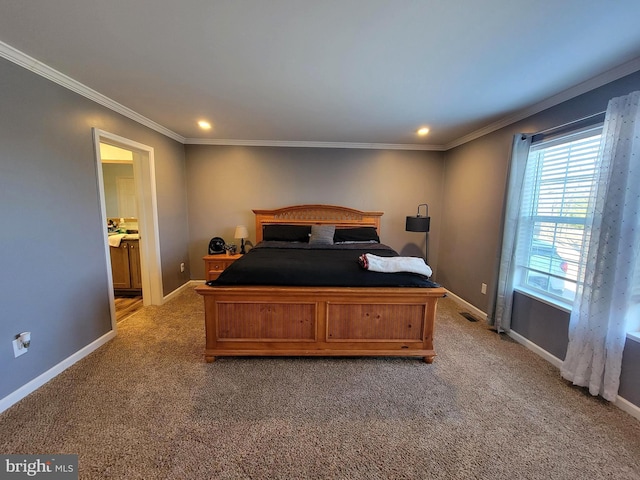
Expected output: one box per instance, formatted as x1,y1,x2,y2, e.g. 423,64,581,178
1,287,638,479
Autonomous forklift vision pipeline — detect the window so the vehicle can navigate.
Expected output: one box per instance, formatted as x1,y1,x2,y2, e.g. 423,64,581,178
515,125,603,305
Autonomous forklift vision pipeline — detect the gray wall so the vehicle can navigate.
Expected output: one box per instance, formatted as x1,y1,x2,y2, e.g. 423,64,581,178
440,70,640,409
0,57,190,400
438,130,514,308
185,145,445,280
511,292,570,360
619,337,640,406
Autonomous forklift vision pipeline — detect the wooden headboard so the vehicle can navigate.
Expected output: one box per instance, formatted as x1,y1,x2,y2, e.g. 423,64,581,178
253,205,383,242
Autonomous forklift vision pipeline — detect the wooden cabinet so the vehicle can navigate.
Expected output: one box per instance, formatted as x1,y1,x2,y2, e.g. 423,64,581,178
203,254,242,281
110,240,142,294
128,241,142,289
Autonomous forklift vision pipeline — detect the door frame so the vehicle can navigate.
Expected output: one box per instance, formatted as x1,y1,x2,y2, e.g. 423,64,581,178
93,129,163,328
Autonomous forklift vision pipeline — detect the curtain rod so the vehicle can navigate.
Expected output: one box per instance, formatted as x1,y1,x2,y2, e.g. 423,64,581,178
532,110,606,139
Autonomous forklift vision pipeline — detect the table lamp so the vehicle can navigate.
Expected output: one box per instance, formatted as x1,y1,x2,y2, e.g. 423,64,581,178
234,225,249,254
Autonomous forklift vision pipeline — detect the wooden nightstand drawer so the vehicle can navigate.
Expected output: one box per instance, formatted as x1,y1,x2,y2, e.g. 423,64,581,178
203,254,242,281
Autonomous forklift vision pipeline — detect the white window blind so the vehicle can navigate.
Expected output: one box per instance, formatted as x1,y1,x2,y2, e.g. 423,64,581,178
516,125,603,303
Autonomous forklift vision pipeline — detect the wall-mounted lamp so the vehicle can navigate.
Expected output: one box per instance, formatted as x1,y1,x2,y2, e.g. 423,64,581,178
406,203,431,264
234,225,249,254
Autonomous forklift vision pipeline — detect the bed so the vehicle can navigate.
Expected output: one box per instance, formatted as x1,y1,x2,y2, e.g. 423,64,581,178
195,205,446,363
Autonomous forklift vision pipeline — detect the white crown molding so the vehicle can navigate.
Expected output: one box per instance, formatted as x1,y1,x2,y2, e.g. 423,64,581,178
444,56,640,150
4,38,639,152
0,40,444,151
0,40,185,144
184,137,447,151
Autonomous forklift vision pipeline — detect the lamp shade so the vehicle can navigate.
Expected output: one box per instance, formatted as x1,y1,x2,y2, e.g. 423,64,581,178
405,216,430,232
234,225,248,239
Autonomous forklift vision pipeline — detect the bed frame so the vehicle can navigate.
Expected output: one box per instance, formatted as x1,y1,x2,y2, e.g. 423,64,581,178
195,205,446,363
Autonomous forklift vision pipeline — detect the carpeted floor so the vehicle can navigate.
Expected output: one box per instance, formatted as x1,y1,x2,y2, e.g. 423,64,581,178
1,287,639,479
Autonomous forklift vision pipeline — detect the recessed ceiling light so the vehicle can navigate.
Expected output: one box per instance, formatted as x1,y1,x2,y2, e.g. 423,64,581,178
417,127,430,136
198,120,212,130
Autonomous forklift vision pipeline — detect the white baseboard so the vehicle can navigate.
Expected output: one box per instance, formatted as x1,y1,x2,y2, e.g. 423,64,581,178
508,320,640,420
507,329,564,369
444,289,488,320
0,330,116,414
509,321,640,421
0,281,198,415
446,289,640,421
162,280,202,303
615,395,640,421
5,286,638,423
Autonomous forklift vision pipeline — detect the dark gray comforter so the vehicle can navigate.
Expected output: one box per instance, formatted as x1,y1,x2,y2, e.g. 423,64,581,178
206,241,439,288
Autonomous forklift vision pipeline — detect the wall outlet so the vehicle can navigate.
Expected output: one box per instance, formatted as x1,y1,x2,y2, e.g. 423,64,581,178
180,262,185,273
481,283,487,295
12,332,30,358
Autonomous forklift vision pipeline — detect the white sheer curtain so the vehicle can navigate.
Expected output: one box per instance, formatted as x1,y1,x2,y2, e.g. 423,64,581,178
561,91,640,401
488,134,532,332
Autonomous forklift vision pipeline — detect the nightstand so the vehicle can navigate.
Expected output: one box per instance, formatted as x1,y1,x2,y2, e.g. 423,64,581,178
203,253,243,281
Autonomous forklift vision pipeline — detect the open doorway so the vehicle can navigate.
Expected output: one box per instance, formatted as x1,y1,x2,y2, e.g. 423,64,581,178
101,145,141,321
93,129,163,329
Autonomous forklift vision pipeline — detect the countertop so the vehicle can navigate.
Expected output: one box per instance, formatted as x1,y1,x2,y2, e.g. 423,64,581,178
108,233,140,240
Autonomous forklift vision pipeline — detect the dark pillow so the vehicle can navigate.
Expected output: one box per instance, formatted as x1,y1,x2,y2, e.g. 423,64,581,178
334,227,380,243
262,224,311,242
309,224,336,245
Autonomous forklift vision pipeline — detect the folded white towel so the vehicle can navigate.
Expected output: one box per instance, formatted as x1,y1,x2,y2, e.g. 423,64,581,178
359,253,432,277
108,234,126,248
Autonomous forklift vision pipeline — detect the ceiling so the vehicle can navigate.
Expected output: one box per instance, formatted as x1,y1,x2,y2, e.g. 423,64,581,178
1,0,640,149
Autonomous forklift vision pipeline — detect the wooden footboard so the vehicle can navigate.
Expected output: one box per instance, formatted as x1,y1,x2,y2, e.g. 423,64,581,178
195,285,446,363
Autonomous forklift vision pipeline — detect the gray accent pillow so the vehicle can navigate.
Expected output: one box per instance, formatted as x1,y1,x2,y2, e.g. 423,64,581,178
309,224,335,245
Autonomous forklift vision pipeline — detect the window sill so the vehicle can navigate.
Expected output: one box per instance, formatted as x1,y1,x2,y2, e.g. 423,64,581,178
628,332,640,343
513,287,572,313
